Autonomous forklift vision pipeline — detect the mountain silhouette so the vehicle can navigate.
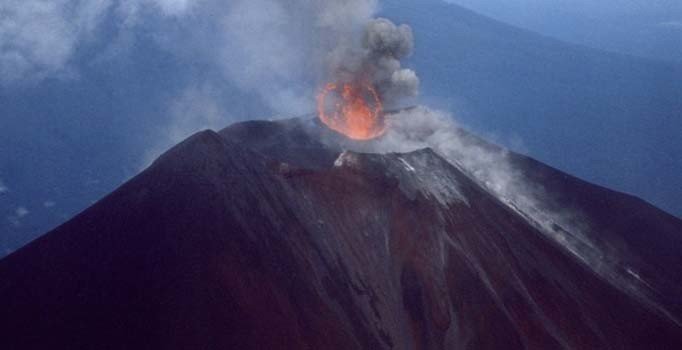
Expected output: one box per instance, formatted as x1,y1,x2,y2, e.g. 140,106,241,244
1,117,681,349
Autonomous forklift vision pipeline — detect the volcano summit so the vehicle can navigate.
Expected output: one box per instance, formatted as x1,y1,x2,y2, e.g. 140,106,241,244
1,110,681,349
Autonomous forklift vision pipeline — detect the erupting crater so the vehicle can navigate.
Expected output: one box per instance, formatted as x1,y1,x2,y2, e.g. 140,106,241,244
317,82,384,140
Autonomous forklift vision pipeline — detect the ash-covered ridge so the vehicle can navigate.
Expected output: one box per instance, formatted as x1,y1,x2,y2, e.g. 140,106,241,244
334,149,469,206
1,117,681,349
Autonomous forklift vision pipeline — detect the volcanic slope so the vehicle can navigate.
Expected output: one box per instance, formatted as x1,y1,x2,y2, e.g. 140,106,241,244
1,117,681,349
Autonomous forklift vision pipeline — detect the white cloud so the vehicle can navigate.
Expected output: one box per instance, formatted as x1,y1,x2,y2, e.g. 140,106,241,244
658,21,682,28
141,82,233,167
15,206,29,218
43,201,56,208
0,0,349,108
153,0,195,16
135,0,384,164
207,0,379,114
2,0,392,170
372,106,595,265
0,0,198,84
7,206,29,227
0,1,77,82
0,0,112,83
166,83,229,142
0,179,7,194
1,0,381,115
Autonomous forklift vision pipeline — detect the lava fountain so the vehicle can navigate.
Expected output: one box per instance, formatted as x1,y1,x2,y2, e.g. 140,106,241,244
317,82,385,140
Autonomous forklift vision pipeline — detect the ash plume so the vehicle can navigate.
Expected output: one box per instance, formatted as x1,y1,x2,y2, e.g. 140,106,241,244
1,0,421,110
327,17,420,106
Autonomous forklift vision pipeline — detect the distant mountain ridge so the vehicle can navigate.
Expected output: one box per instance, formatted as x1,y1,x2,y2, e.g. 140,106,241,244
441,0,682,63
382,0,682,217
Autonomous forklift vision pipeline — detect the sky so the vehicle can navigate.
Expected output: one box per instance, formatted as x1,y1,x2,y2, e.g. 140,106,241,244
1,0,681,255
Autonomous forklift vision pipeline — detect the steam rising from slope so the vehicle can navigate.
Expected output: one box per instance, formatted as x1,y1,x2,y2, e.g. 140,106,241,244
373,107,599,265
369,106,680,326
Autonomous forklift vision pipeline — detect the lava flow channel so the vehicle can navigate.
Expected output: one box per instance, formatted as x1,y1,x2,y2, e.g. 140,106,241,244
317,82,384,140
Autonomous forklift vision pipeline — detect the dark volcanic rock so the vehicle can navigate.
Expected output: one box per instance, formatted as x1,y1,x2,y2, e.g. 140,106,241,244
1,118,681,349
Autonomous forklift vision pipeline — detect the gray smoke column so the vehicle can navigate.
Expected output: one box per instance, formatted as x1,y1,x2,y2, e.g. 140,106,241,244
326,17,420,105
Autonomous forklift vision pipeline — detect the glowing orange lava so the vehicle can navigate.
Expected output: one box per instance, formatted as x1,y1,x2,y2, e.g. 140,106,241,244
317,82,384,140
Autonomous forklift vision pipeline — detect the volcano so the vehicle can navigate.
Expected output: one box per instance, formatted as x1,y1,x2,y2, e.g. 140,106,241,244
1,115,681,349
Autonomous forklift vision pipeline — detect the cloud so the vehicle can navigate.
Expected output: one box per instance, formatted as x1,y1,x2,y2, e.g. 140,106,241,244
15,207,29,218
0,0,112,83
153,0,195,16
165,83,231,142
1,0,421,116
44,201,56,208
2,0,418,166
0,0,198,85
0,179,7,194
141,82,234,167
658,21,682,28
205,0,424,113
216,0,313,114
7,206,29,227
1,0,406,112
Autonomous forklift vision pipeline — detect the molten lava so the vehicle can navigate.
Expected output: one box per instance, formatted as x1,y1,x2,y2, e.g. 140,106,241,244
317,82,384,140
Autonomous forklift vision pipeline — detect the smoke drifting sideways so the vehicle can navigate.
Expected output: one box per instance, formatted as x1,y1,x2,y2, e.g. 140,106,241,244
173,1,418,126
1,0,419,125
367,106,672,320
373,107,595,264
327,17,420,106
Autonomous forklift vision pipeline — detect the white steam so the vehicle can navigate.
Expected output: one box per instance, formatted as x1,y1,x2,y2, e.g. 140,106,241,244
214,0,418,111
1,0,418,110
0,0,110,83
141,82,232,168
372,106,678,325
374,106,594,257
7,206,29,228
2,0,420,165
0,0,195,84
